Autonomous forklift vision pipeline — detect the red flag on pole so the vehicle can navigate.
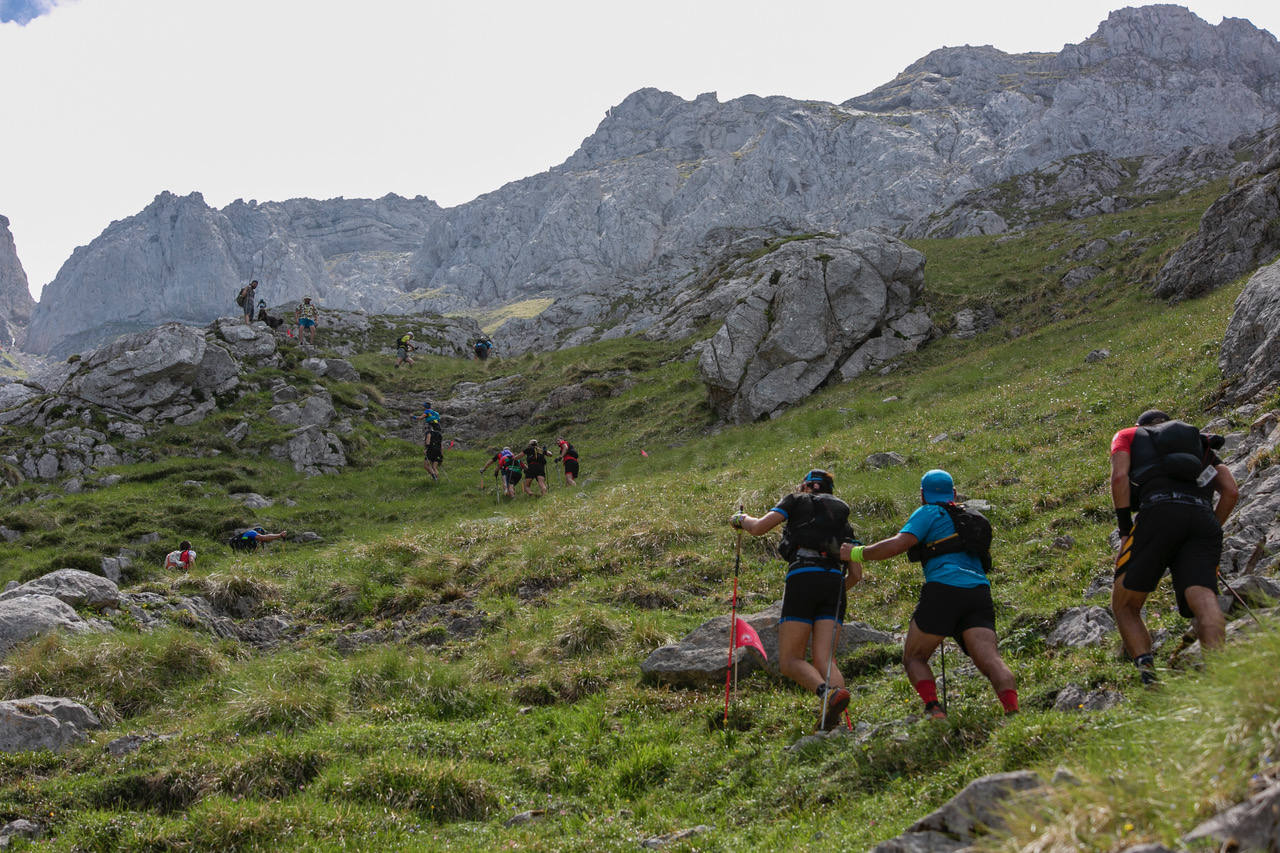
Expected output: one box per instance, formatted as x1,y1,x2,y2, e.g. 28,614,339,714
733,618,767,661
640,449,649,457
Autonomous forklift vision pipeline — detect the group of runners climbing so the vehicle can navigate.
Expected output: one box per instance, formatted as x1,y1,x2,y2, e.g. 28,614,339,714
235,280,319,343
731,407,1238,732
481,438,579,497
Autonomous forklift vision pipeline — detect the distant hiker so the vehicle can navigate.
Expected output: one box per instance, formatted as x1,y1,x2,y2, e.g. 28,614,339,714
481,447,523,498
395,332,416,368
844,469,1017,719
236,280,259,324
163,540,196,571
295,296,319,343
228,526,287,552
1110,409,1238,684
256,300,285,331
730,469,861,731
521,439,553,496
412,403,444,480
473,336,493,361
555,438,579,487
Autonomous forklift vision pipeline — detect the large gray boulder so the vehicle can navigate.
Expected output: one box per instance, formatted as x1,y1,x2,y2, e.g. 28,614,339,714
0,695,101,753
1221,259,1280,401
1046,606,1116,648
60,323,240,423
697,233,929,423
270,424,346,475
1183,779,1280,850
640,600,894,687
871,771,1045,852
0,594,94,656
0,570,120,610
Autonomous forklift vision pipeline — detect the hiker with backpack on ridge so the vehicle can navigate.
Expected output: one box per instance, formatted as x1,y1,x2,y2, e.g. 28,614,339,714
295,296,319,344
236,280,259,324
164,540,196,571
473,336,493,361
395,332,416,368
555,438,579,487
481,447,523,498
1109,409,1238,684
730,469,863,732
844,469,1018,719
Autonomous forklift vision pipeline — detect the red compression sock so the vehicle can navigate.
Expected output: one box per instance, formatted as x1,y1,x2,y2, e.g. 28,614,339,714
914,679,938,706
998,689,1019,713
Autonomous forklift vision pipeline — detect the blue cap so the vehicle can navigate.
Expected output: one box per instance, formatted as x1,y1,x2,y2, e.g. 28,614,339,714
920,469,954,504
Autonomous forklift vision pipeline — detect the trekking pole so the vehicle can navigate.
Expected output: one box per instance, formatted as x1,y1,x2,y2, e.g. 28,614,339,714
722,505,744,726
820,565,847,732
939,639,948,714
1218,568,1264,628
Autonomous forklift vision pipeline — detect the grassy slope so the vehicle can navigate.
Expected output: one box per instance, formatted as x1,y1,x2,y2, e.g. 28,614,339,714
0,181,1273,851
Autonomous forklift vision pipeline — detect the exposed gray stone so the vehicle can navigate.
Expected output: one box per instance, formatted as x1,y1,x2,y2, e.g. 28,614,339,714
1047,606,1116,648
1221,258,1280,401
866,452,907,469
0,570,119,610
640,601,893,687
1183,780,1280,850
230,493,274,510
0,695,101,753
1052,683,1123,712
871,771,1045,852
270,424,346,475
1085,348,1111,363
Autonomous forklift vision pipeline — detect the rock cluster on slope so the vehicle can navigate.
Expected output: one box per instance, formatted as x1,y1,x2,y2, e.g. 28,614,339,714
22,7,1280,357
695,232,931,423
1220,257,1280,401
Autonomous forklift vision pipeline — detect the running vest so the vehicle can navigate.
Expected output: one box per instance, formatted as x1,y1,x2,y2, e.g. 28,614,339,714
777,493,850,568
1129,420,1211,505
906,503,993,573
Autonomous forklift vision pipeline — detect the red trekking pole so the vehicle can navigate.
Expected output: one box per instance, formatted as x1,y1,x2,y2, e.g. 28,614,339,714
723,505,744,726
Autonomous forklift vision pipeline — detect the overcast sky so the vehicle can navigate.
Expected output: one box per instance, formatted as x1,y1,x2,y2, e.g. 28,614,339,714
3,1,1279,300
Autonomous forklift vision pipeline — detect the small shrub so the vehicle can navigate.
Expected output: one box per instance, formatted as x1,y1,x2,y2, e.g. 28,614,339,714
224,681,340,734
555,611,621,657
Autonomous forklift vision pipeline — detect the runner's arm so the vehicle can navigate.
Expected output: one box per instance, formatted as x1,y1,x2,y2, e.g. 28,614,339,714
1211,464,1239,525
732,510,784,536
841,532,918,563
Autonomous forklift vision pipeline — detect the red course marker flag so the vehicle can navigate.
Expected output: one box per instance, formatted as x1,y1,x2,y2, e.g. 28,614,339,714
734,618,767,661
640,449,648,457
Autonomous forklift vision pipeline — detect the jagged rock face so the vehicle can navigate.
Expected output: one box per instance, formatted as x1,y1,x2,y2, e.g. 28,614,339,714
1155,126,1280,301
1220,258,1280,400
27,192,443,357
24,7,1280,357
696,233,930,423
0,216,35,347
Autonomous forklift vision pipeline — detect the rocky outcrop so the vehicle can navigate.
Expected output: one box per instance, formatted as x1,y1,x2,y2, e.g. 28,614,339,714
1046,606,1117,648
0,216,35,348
0,594,98,656
0,570,120,610
25,8,1280,357
871,771,1045,852
1183,778,1280,850
26,192,445,358
0,695,101,753
1220,258,1280,400
696,233,930,423
1219,408,1280,580
1155,126,1280,301
640,600,894,687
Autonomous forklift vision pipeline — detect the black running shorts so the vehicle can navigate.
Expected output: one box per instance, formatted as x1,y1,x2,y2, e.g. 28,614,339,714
425,447,443,463
526,463,546,478
563,459,579,477
911,581,996,653
1115,501,1221,618
780,568,848,625
503,469,522,486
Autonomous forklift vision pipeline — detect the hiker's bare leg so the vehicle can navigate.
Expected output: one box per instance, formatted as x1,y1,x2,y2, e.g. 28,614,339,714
1111,573,1152,658
1184,584,1226,650
778,621,824,692
902,620,944,684
960,626,1015,694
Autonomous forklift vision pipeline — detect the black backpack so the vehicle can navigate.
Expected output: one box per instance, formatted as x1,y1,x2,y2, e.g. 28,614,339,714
1129,420,1206,489
777,493,850,564
907,503,993,573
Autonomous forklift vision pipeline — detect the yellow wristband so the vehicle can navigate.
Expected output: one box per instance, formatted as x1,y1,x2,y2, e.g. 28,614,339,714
848,545,865,563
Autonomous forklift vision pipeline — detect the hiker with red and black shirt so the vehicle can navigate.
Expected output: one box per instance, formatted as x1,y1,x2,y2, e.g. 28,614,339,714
844,469,1017,720
555,438,579,487
1110,409,1238,684
481,447,524,498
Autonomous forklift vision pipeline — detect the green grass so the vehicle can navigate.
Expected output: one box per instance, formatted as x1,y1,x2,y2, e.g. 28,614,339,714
0,183,1271,850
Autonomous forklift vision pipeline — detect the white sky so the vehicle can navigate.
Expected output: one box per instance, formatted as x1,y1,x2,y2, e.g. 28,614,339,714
3,1,1279,300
